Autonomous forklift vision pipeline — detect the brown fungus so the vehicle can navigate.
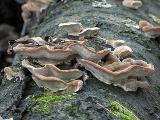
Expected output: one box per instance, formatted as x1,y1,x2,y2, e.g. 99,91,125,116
78,59,154,91
13,44,74,60
79,27,100,37
59,22,84,36
106,40,125,48
59,22,100,37
4,67,25,81
21,0,56,22
22,59,83,92
69,42,110,63
113,78,149,91
12,34,155,92
112,45,133,59
139,20,160,38
122,0,142,9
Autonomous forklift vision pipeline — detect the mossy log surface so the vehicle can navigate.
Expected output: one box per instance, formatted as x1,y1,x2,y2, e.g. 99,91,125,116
0,0,160,120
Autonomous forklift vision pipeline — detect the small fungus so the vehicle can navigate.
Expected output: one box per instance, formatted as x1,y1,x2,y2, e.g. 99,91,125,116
113,45,133,59
4,67,25,81
114,78,149,91
21,0,57,35
122,0,142,9
59,22,100,37
106,40,125,48
22,0,56,22
139,20,160,38
79,27,100,37
59,22,83,36
15,36,47,45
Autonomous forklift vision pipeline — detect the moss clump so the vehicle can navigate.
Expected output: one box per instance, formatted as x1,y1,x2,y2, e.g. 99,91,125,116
63,101,87,119
153,85,160,92
31,92,73,114
149,14,160,24
110,101,140,120
104,92,117,99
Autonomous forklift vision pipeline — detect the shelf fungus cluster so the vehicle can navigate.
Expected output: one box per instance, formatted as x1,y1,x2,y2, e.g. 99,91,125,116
122,0,142,9
7,25,155,92
139,20,160,38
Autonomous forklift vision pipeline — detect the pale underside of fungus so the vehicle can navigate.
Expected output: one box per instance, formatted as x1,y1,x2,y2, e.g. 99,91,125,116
139,20,160,38
59,22,100,37
22,60,83,92
37,57,75,65
122,0,142,9
78,58,154,91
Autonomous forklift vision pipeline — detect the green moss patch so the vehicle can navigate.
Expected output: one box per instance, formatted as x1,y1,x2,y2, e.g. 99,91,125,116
149,14,160,24
63,101,87,119
110,101,140,120
31,92,74,114
104,92,117,100
153,85,160,92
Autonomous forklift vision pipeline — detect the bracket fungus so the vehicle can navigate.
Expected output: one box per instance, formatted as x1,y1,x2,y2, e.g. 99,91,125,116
22,60,83,92
69,42,110,62
139,20,160,38
78,59,154,91
113,45,133,59
78,27,100,37
122,58,148,66
13,44,74,60
102,52,121,66
106,40,125,48
59,22,100,37
105,40,132,60
15,36,47,45
21,0,57,35
59,22,84,36
22,0,56,22
113,78,149,91
122,0,142,9
4,67,25,81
